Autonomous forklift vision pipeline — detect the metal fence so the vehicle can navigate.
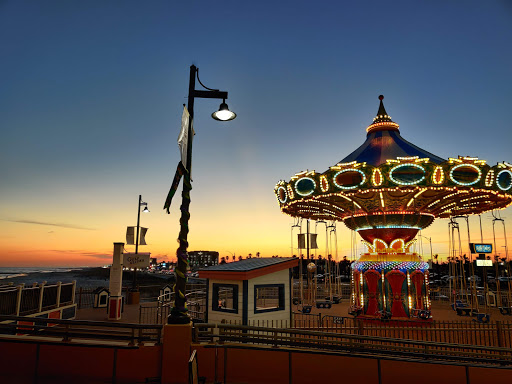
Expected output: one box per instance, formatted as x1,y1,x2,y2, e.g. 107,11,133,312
192,322,512,366
0,282,76,316
220,313,512,349
0,288,19,316
139,288,206,324
298,313,512,348
75,283,188,309
0,315,162,345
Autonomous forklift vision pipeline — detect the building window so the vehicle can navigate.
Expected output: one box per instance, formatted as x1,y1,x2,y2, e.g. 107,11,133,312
212,283,238,314
254,284,285,313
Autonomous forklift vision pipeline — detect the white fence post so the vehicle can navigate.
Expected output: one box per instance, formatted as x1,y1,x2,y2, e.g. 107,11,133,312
38,281,46,313
15,284,24,316
56,282,62,307
71,280,77,304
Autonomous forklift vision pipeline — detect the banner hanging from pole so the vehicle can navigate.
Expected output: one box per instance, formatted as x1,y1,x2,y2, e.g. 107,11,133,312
297,234,318,249
126,227,135,245
163,161,187,213
310,233,318,249
177,105,194,173
139,227,148,245
164,105,194,214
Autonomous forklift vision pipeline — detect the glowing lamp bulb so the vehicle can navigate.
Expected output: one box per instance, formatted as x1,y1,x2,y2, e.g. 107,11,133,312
212,102,236,121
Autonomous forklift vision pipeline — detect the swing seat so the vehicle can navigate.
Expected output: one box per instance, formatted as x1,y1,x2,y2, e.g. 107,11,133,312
473,313,490,323
451,301,468,311
411,309,431,319
499,307,512,315
300,305,312,314
348,305,363,317
316,300,332,309
419,310,431,319
326,296,341,304
456,307,472,316
379,310,392,320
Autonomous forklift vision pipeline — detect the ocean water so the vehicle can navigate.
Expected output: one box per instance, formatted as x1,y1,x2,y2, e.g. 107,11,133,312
0,267,83,280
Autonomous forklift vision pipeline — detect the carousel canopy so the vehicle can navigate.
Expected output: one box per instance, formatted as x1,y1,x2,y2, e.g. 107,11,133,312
340,96,445,166
274,96,512,233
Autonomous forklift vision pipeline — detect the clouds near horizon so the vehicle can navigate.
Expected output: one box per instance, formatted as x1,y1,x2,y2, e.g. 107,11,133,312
3,218,95,231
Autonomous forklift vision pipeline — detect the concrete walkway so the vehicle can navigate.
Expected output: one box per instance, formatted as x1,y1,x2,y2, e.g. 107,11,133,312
75,303,144,323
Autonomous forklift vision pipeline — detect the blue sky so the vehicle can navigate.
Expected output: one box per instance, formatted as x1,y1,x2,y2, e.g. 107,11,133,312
1,0,511,266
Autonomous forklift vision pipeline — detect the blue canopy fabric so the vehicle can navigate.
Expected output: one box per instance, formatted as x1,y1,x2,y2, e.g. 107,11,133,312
339,129,445,166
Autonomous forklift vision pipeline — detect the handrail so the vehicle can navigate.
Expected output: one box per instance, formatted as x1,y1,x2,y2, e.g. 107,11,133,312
196,322,504,348
192,322,512,366
0,315,163,346
0,315,162,329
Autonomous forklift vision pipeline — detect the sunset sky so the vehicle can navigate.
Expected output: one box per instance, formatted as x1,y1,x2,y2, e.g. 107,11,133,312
1,1,512,267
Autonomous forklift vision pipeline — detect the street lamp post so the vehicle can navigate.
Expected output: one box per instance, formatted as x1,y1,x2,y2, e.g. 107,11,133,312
418,235,433,269
225,250,235,262
128,195,149,304
168,65,236,324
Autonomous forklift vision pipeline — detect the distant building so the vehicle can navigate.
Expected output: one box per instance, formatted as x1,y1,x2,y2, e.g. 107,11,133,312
198,257,298,325
189,251,219,269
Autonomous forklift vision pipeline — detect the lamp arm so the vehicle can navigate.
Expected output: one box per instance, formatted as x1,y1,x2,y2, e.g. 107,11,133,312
196,68,219,91
192,89,228,100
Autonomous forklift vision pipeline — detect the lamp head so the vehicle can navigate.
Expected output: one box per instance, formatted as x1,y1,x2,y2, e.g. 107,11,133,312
143,206,149,213
212,100,236,121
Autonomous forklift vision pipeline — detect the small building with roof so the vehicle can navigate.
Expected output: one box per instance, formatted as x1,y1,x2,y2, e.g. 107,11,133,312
198,257,298,325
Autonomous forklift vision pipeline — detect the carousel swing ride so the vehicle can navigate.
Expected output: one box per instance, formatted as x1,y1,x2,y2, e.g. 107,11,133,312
275,95,512,321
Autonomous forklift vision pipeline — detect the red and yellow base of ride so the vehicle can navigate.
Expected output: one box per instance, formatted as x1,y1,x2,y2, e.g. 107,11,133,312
351,248,431,320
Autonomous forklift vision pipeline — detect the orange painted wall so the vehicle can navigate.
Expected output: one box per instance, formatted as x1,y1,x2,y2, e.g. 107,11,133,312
0,341,38,383
291,352,379,384
225,348,289,384
161,323,192,384
193,345,225,383
38,344,115,382
468,366,512,382
0,340,163,384
380,360,467,384
116,346,163,383
2,336,512,384
196,346,512,384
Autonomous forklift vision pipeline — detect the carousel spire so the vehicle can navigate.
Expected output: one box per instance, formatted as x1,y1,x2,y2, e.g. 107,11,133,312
367,94,399,133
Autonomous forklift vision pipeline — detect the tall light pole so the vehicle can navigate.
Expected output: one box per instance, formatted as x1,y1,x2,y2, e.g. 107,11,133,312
168,65,236,324
418,235,433,269
128,195,149,304
225,250,235,262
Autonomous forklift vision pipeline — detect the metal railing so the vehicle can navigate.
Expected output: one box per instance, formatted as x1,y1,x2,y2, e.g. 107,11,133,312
0,288,18,316
0,282,76,316
0,315,162,346
220,313,512,349
139,288,207,324
299,313,512,348
192,322,512,366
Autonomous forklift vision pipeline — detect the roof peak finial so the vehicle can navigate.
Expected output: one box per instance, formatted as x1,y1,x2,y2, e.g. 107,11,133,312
376,95,389,120
366,95,399,134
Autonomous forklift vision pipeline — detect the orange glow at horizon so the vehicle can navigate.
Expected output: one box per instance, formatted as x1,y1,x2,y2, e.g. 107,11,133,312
2,204,511,267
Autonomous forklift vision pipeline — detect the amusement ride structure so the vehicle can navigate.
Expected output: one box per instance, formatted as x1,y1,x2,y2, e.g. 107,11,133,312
275,96,512,320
